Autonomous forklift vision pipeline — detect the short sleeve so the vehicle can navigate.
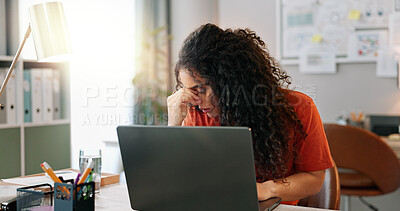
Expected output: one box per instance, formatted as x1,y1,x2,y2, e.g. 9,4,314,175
294,94,334,172
182,108,196,126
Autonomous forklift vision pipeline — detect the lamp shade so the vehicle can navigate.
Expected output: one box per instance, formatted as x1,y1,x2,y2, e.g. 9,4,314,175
29,2,71,61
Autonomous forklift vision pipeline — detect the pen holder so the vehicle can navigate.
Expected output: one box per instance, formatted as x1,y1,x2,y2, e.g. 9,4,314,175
54,182,95,211
16,183,53,211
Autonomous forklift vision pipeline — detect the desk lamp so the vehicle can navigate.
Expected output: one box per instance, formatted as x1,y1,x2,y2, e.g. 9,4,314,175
0,1,71,108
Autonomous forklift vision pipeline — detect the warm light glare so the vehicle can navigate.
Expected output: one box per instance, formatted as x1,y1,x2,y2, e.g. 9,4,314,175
38,54,71,62
64,1,135,75
64,0,136,172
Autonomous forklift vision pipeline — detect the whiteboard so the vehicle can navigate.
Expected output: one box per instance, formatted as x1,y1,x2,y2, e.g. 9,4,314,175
276,0,394,60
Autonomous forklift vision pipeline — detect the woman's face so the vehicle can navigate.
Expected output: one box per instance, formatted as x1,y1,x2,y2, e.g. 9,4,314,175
179,69,220,118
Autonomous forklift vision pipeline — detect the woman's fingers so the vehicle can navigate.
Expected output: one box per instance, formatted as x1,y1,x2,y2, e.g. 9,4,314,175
167,88,201,126
179,92,201,105
169,88,200,106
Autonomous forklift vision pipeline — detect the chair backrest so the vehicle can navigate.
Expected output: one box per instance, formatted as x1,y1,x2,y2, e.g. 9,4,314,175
298,162,341,210
323,124,400,194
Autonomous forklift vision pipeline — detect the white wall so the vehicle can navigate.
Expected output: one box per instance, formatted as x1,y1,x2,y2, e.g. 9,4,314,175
170,0,218,85
218,0,277,57
65,0,135,174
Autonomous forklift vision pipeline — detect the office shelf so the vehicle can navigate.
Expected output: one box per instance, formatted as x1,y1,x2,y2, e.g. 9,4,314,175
0,123,21,129
0,120,71,129
23,119,71,127
0,55,14,61
0,60,71,178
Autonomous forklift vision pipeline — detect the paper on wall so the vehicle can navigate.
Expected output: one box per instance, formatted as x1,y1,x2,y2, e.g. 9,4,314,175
395,0,400,11
389,13,400,46
347,0,392,29
322,26,349,56
311,34,323,43
279,0,393,60
376,46,400,78
317,0,349,28
348,9,362,20
281,0,317,58
283,28,317,58
282,0,316,29
299,43,336,74
347,30,388,59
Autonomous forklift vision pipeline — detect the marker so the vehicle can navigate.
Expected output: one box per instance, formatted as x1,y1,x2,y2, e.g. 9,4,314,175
84,173,93,200
74,173,81,187
85,172,93,183
78,160,94,185
40,161,70,194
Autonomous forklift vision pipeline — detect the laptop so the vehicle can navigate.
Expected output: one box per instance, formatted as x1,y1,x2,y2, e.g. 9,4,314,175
117,126,281,211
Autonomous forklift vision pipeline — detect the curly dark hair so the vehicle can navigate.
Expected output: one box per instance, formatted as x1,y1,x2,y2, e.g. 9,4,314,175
174,23,306,182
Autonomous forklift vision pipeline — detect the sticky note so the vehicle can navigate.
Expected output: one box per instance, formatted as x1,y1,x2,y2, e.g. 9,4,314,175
311,34,323,43
348,10,361,20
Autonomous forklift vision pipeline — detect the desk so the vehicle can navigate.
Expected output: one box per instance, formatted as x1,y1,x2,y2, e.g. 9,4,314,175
97,183,333,211
1,176,333,211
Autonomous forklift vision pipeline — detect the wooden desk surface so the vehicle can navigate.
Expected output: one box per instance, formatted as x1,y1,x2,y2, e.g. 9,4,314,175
97,183,333,211
1,175,332,211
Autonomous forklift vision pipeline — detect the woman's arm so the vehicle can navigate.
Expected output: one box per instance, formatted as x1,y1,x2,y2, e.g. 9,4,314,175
256,170,325,202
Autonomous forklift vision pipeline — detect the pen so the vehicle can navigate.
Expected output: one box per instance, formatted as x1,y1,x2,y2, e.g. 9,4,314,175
358,113,364,122
84,172,93,200
350,112,356,122
40,162,63,184
74,173,81,187
40,161,70,194
78,171,93,200
78,160,94,185
85,172,93,183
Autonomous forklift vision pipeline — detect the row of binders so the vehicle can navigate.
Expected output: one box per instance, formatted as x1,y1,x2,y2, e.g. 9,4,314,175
0,68,16,124
0,68,62,124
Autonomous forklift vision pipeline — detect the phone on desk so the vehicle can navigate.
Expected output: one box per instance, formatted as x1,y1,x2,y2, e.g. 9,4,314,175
259,197,281,211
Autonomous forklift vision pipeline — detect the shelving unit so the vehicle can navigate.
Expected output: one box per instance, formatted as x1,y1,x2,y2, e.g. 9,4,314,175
0,58,71,179
0,0,71,178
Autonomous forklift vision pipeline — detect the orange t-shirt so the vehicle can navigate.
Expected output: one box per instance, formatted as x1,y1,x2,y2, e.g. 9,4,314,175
182,90,334,205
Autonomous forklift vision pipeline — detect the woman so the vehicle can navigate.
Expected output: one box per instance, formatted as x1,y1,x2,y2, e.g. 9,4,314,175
167,23,333,205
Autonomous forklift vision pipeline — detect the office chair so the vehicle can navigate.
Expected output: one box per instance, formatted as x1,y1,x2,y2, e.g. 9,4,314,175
297,162,341,210
323,124,400,211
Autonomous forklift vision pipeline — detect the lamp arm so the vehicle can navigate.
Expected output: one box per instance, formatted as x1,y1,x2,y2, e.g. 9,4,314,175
0,25,32,97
